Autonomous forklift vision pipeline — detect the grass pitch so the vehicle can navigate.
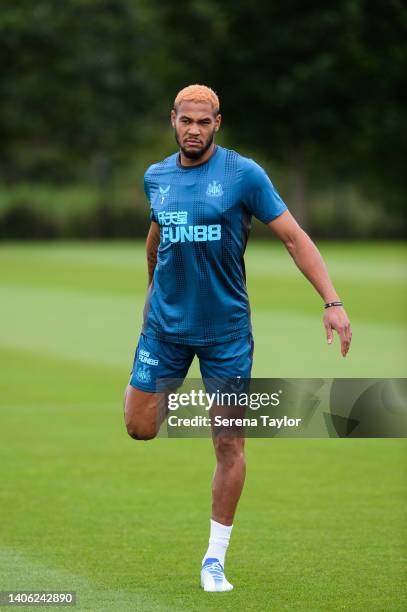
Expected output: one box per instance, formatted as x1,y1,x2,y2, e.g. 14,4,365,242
1,241,406,611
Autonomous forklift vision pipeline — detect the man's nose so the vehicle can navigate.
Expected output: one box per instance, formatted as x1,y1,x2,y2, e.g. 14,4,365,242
188,124,200,135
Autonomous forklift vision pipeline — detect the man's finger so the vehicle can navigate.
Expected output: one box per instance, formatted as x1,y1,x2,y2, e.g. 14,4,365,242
348,325,353,346
343,325,352,355
338,327,349,357
345,325,352,344
325,322,333,345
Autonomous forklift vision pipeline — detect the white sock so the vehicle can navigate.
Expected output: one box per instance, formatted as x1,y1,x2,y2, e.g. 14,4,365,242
202,519,233,568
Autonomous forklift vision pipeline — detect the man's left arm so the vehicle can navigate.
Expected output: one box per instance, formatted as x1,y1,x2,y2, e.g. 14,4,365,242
268,210,352,357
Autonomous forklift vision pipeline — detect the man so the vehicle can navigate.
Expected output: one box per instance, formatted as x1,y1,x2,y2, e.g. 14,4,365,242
124,84,352,592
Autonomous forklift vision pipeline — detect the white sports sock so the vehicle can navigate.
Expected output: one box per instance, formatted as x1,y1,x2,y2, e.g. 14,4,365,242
202,519,233,567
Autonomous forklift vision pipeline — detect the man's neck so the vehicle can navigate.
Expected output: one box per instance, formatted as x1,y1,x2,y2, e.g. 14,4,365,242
179,142,216,167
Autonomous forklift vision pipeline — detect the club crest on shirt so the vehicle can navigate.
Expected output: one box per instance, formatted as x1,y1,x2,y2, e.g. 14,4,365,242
206,180,223,197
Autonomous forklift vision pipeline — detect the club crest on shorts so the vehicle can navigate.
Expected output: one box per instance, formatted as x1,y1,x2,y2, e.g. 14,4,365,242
206,180,223,197
136,363,151,383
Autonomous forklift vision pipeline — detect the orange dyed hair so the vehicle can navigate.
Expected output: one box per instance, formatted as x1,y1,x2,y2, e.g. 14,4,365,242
174,84,220,114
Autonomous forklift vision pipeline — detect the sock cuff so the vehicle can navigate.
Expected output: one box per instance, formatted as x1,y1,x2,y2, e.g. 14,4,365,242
210,519,233,537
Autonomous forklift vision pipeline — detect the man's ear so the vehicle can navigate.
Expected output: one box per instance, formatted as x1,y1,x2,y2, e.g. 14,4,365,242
170,109,176,128
215,113,222,132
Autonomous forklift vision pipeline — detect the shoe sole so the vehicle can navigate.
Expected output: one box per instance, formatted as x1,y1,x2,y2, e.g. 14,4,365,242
200,577,234,592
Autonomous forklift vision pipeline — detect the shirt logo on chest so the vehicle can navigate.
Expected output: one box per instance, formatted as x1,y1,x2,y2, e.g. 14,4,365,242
159,184,170,203
206,180,223,197
158,211,187,226
157,210,221,244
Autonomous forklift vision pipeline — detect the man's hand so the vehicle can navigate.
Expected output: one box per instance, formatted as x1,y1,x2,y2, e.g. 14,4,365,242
323,306,352,357
268,212,353,358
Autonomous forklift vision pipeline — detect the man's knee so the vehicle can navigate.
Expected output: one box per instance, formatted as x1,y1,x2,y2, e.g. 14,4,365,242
124,385,159,441
126,420,157,441
214,436,245,465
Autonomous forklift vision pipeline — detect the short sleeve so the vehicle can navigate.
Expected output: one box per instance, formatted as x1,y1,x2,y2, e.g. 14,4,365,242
242,159,287,224
144,171,157,222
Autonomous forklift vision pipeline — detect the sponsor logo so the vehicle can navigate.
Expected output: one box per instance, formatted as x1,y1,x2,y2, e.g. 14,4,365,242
162,225,221,243
157,210,222,244
138,349,159,366
157,210,221,243
206,180,223,197
157,211,188,226
159,185,170,204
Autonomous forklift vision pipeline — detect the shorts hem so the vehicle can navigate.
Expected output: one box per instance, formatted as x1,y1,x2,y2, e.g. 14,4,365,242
128,379,157,393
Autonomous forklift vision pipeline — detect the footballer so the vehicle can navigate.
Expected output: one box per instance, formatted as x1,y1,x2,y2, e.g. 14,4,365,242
124,84,352,592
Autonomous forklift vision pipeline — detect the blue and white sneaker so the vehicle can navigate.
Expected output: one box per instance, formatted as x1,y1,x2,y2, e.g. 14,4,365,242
200,558,233,592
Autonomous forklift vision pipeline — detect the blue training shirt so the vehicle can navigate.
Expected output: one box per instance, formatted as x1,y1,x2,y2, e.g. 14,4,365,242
142,145,287,345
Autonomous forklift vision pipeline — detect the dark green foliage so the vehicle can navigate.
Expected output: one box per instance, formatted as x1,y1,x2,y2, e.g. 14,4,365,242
0,201,150,238
0,0,405,234
156,0,407,214
0,0,155,182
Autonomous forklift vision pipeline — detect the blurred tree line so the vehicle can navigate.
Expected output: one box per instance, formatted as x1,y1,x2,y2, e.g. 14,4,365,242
0,0,405,238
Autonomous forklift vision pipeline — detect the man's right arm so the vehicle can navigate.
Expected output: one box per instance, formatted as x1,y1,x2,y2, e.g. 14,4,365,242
146,221,160,286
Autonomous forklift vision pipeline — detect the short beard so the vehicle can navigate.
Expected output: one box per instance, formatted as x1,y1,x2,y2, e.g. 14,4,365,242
175,130,215,160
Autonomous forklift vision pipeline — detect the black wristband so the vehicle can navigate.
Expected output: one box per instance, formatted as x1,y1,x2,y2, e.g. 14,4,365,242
324,301,343,309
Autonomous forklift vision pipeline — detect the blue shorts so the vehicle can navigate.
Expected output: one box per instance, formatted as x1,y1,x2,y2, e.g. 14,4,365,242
129,333,254,393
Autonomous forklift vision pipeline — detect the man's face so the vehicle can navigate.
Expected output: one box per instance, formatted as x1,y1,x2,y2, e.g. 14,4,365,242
171,101,221,160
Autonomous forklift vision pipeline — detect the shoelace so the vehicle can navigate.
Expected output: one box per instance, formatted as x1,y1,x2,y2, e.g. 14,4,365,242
203,560,224,580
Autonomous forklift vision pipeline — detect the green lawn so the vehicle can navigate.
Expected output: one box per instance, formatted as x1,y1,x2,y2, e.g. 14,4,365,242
0,241,406,611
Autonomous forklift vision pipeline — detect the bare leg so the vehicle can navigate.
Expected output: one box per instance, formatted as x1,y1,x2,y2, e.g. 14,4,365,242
124,388,246,522
123,385,168,440
201,428,245,589
211,435,246,525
